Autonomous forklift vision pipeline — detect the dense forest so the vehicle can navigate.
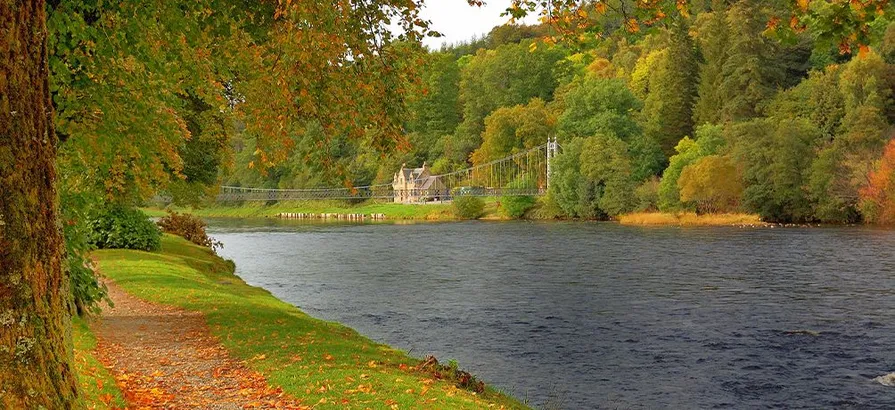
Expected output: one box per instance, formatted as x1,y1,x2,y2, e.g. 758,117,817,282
224,1,895,225
3,0,894,406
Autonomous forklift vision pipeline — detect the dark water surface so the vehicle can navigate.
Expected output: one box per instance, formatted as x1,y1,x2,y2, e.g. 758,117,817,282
209,219,895,409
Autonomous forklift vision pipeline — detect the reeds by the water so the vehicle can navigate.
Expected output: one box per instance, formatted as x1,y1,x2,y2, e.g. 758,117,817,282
617,212,765,226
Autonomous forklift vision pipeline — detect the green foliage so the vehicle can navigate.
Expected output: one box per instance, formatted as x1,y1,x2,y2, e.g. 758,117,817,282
728,118,822,222
657,124,725,212
472,99,554,166
548,135,637,218
157,211,222,252
557,77,642,141
60,189,109,316
692,6,729,126
47,0,895,228
453,195,486,219
547,137,589,218
406,52,463,162
634,177,661,212
678,155,743,214
88,206,161,252
633,29,698,156
556,76,664,180
579,134,637,216
454,42,567,162
718,0,786,122
501,177,537,219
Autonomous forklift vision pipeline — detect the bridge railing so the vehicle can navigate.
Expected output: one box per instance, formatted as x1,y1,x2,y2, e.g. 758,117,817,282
206,186,547,202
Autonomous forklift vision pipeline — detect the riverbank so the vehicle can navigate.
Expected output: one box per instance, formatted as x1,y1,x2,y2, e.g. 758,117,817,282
143,199,506,221
144,201,770,227
617,212,766,226
77,235,527,408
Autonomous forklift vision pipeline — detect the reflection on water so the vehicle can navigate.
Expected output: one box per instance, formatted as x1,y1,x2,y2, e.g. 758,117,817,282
209,219,895,409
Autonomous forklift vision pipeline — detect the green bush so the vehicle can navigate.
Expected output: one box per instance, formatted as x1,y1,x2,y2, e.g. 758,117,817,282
501,176,536,219
453,195,485,219
634,177,660,212
88,206,161,251
61,190,110,315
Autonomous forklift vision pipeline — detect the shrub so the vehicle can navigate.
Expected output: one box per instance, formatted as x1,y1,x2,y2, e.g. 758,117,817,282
88,206,161,251
678,155,743,214
453,195,485,219
157,211,222,252
61,190,110,315
634,177,660,212
501,176,536,219
502,195,536,218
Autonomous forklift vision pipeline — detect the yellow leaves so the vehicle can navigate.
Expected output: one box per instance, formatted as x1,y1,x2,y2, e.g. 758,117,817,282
676,0,690,18
797,0,810,12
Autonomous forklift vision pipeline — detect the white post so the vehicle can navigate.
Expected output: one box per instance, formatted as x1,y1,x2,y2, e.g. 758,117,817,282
546,137,554,191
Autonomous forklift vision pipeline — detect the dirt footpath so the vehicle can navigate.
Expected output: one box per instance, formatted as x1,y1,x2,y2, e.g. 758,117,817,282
93,281,306,409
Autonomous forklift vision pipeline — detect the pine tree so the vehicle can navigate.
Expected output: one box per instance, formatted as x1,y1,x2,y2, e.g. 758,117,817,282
718,0,784,122
692,1,729,126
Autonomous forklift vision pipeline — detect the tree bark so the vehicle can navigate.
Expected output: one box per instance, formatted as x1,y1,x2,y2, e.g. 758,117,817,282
0,1,78,408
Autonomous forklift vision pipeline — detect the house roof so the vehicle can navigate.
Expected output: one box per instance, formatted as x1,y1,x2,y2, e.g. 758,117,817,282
401,167,425,181
395,163,441,190
418,176,437,190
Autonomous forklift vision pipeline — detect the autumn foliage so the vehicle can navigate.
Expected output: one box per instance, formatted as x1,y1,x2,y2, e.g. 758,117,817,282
860,138,895,224
157,211,223,252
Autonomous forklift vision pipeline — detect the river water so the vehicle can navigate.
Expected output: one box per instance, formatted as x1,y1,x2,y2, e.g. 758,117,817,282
209,219,895,409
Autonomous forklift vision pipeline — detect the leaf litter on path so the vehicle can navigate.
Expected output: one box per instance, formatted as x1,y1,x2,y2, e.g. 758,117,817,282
93,281,309,409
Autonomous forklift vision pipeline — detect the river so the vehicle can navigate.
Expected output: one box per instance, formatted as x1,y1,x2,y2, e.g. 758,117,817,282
209,219,895,409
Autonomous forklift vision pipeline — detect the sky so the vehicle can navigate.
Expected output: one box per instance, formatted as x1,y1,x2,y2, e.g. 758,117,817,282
417,0,539,49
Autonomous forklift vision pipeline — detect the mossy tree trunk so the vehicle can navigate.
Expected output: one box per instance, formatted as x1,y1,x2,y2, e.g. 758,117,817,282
0,1,78,408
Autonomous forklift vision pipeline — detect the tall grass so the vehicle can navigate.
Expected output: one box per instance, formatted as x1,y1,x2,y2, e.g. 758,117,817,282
618,212,765,226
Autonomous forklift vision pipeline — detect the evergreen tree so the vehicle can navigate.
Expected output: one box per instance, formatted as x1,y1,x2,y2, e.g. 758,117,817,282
692,3,729,126
633,29,698,157
719,0,784,122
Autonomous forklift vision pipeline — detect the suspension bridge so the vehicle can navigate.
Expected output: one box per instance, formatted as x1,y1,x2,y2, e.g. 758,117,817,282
187,138,560,203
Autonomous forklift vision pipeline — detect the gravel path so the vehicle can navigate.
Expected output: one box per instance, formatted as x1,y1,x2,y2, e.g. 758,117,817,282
93,281,306,409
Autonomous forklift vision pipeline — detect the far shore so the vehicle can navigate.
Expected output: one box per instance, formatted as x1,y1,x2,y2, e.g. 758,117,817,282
143,202,818,228
616,212,767,226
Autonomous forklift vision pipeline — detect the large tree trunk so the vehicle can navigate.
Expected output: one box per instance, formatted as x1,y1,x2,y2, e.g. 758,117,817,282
0,1,78,408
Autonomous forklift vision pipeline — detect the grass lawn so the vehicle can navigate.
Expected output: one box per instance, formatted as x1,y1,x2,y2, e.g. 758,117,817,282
143,200,455,220
86,235,528,409
143,198,512,221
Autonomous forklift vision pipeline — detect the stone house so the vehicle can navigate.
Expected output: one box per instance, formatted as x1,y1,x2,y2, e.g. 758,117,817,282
392,162,445,203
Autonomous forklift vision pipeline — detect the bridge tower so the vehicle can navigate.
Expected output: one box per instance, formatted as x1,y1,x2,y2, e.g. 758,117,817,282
546,136,558,190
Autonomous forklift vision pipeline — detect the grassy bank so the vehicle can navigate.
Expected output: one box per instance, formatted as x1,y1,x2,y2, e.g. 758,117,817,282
85,235,527,409
143,198,510,221
617,212,765,226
